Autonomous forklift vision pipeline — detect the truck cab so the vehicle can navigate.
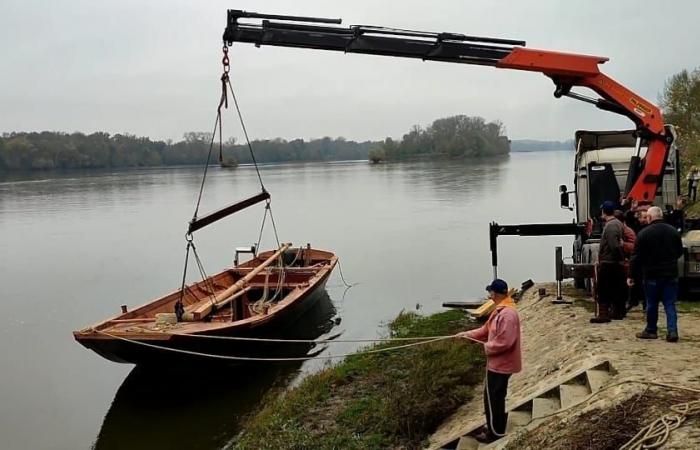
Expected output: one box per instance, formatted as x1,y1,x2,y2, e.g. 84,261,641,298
565,128,700,290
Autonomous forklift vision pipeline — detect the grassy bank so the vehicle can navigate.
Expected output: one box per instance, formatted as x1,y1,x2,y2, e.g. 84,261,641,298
231,310,485,450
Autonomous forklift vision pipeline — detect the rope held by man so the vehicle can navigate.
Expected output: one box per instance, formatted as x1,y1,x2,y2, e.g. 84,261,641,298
94,330,479,362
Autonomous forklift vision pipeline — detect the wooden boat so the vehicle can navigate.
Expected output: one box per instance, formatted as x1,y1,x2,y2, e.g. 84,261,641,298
73,245,337,365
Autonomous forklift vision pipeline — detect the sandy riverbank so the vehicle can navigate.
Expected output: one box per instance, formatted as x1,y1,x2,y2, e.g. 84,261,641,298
429,283,700,449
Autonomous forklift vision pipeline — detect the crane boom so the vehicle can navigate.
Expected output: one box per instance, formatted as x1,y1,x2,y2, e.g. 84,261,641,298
223,9,674,203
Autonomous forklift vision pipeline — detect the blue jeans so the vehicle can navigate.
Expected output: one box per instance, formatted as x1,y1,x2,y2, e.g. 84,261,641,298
643,278,679,334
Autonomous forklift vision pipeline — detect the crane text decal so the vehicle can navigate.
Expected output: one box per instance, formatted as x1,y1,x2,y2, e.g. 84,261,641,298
630,97,652,118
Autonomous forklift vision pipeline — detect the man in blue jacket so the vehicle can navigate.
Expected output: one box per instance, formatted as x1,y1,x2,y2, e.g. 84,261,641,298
627,206,683,342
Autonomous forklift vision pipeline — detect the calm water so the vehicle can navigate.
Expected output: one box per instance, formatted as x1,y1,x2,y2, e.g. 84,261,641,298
0,152,574,449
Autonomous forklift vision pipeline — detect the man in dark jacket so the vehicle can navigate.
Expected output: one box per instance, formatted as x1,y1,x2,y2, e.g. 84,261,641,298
592,201,626,323
627,206,683,342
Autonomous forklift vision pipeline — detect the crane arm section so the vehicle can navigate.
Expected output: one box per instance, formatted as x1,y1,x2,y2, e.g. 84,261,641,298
223,10,673,203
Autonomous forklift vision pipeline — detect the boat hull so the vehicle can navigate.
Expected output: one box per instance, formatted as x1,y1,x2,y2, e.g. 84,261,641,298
77,275,330,365
74,247,337,366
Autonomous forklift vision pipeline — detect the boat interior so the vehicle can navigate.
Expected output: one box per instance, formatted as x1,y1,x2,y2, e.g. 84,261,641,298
81,247,336,336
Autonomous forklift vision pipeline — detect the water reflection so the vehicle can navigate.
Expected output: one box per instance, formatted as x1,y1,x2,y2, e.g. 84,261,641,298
92,291,338,450
370,155,510,203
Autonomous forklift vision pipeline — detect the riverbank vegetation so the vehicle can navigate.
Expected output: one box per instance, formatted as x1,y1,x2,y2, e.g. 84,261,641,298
661,67,700,215
662,67,700,170
0,131,378,172
231,309,484,450
372,115,510,162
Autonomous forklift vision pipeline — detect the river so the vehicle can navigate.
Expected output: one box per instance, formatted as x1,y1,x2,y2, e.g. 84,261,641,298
0,152,575,449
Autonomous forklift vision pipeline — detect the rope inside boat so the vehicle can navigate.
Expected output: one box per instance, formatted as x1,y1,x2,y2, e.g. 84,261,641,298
94,330,473,362
249,253,286,316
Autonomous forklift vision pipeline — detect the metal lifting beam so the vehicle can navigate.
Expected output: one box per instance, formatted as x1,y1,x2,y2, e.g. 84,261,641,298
188,191,270,234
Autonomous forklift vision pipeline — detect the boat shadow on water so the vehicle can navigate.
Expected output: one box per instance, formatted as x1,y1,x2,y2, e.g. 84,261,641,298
92,291,339,450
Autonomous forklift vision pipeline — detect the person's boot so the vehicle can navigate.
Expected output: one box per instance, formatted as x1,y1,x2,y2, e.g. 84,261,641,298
611,306,626,320
473,430,498,444
590,304,611,323
666,331,679,342
636,330,658,339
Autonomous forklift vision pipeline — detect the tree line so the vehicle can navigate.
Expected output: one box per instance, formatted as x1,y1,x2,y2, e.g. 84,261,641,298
0,114,509,172
369,115,510,162
225,137,377,165
660,67,700,173
0,131,379,171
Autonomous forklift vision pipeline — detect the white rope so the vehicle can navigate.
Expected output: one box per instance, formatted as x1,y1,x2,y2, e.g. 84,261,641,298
168,332,458,343
618,381,700,450
95,330,472,362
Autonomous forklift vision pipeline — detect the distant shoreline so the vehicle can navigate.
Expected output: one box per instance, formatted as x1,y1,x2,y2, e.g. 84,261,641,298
0,151,575,180
510,147,572,153
510,138,574,153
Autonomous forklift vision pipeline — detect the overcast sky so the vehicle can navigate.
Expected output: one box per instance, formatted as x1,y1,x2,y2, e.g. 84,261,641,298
2,0,699,142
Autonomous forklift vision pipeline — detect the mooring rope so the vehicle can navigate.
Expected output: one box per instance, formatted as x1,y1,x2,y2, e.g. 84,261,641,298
167,333,457,343
94,330,470,362
336,259,357,288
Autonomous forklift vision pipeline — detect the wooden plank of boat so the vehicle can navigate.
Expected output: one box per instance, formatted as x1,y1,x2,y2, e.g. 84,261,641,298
183,286,252,322
183,243,291,321
232,265,322,272
108,318,157,323
442,301,486,309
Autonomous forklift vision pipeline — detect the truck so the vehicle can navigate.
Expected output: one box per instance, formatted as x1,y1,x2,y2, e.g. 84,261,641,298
564,128,700,292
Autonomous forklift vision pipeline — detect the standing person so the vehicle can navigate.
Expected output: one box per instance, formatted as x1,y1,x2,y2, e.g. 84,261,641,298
456,279,521,443
631,208,650,310
615,210,642,310
687,166,699,202
628,206,683,342
638,209,650,227
614,210,636,256
592,201,627,322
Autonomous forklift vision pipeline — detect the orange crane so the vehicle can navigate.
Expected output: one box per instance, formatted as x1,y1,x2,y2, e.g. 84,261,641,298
223,9,674,205
222,10,684,295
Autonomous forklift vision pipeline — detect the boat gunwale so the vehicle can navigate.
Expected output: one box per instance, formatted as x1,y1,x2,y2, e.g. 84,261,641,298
73,250,337,341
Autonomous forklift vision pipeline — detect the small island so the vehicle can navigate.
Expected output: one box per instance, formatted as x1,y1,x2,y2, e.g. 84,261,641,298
369,114,510,163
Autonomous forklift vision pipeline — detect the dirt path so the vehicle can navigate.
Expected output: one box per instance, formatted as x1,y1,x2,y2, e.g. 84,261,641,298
429,282,700,449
